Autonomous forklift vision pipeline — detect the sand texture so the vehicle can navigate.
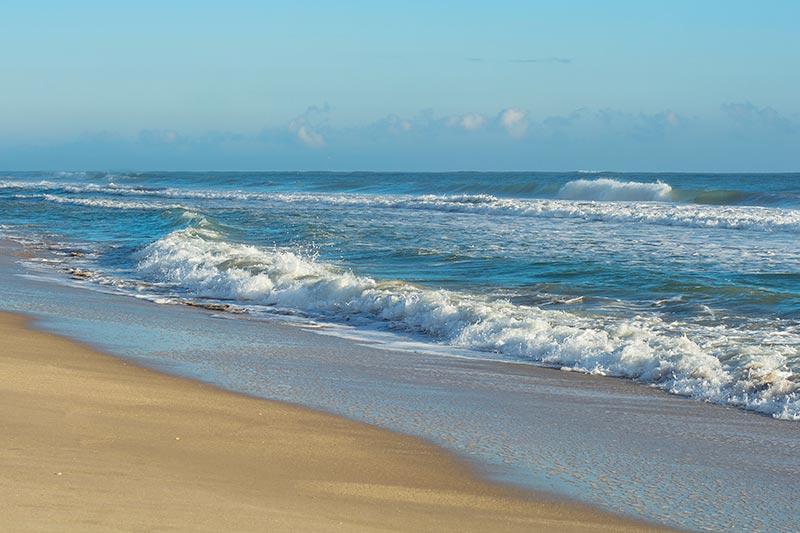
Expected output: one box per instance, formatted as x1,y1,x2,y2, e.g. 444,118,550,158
0,311,672,532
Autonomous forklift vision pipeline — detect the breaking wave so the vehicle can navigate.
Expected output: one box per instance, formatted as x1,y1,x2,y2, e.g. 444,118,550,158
5,179,798,233
34,194,188,211
558,178,673,202
300,193,800,232
135,227,800,420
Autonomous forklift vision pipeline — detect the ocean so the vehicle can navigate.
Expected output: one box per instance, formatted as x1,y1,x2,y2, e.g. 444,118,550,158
2,170,799,531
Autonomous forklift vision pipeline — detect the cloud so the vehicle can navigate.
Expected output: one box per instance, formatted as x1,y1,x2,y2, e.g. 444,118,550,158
509,57,572,64
543,109,587,130
362,113,417,139
288,103,330,148
498,108,529,138
6,102,799,172
138,129,179,144
447,113,487,131
664,110,680,127
631,110,682,140
291,125,325,147
380,114,413,133
369,109,522,137
368,109,491,136
590,108,684,141
466,57,483,63
721,102,798,132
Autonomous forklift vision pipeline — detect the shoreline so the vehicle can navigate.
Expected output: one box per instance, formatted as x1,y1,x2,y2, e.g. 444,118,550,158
0,310,673,531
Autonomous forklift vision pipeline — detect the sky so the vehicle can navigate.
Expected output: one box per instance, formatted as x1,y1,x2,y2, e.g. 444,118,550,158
1,1,798,172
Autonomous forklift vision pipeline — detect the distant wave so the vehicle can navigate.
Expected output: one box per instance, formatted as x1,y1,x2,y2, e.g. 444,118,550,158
0,180,58,189
35,194,188,211
133,227,799,420
4,179,799,233
274,192,800,233
558,178,673,202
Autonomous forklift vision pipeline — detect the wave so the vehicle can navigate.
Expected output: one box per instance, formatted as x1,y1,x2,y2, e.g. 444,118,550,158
0,180,62,190
558,178,673,202
33,194,188,211
12,182,800,233
134,227,800,420
5,178,800,232
312,194,800,232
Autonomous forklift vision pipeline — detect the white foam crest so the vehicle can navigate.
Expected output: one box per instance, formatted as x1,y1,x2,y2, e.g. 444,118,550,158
283,193,800,233
39,194,187,211
0,180,62,190
135,228,799,420
10,180,799,232
557,178,673,202
56,182,257,201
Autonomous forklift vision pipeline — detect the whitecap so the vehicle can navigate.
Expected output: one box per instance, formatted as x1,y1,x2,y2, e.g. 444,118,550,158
133,228,800,421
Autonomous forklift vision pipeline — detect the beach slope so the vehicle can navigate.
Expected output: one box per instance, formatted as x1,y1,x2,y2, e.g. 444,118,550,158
0,311,669,532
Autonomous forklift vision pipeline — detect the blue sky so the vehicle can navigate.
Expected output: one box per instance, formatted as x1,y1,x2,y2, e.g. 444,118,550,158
1,1,798,171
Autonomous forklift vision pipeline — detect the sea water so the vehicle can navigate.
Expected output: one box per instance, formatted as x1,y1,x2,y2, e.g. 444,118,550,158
1,171,799,531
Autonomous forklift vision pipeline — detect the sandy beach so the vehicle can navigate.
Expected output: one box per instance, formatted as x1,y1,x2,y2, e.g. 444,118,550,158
0,310,672,532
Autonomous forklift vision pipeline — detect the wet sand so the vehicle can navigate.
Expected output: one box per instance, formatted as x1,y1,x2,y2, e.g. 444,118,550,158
0,311,672,532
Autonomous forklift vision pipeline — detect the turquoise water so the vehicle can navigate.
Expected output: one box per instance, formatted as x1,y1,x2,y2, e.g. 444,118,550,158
1,171,799,420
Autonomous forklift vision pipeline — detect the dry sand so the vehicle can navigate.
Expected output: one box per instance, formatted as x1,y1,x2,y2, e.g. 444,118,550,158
0,311,672,532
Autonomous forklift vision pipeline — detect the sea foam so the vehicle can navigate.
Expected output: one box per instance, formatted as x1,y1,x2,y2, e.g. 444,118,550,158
5,177,799,233
39,194,187,211
135,227,800,420
19,180,799,233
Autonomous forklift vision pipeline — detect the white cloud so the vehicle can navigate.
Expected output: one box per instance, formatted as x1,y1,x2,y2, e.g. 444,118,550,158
448,113,487,131
384,114,413,133
287,104,330,148
290,123,326,147
499,108,528,137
